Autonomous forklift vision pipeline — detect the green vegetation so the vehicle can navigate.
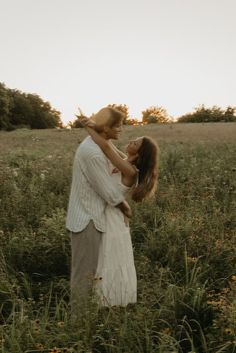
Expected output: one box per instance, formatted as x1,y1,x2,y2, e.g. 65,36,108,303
71,104,171,127
70,104,236,128
0,83,62,130
141,106,170,124
177,105,236,123
0,124,236,352
1,83,235,130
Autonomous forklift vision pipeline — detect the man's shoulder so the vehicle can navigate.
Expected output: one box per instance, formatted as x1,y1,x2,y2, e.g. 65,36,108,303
78,136,103,159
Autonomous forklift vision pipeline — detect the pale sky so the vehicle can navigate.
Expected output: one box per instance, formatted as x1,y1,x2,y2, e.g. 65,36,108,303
0,0,235,124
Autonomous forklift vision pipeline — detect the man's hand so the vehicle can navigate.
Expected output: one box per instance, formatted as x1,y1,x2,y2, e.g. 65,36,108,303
124,215,130,227
117,200,132,219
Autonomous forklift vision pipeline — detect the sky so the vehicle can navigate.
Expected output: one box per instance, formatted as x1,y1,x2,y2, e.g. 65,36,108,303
0,0,236,124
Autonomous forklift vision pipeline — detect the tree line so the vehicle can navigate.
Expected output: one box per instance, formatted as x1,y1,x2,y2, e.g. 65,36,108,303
72,103,236,127
0,82,62,130
1,83,235,130
71,104,171,128
177,105,236,123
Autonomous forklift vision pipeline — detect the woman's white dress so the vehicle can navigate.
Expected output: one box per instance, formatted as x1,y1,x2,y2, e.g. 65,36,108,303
94,171,137,306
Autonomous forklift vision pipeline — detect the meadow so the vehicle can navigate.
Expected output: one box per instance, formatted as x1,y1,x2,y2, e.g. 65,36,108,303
0,123,236,353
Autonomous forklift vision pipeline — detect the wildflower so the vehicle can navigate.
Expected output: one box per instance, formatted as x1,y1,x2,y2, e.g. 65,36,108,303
207,300,222,306
49,348,60,353
12,169,18,177
224,328,234,335
33,327,40,335
57,321,65,328
187,256,197,263
35,343,44,350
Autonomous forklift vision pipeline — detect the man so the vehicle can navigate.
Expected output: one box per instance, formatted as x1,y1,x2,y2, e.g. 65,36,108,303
66,107,130,308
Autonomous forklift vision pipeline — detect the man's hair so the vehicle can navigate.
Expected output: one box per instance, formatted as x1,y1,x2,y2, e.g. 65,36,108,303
106,107,124,127
91,107,124,131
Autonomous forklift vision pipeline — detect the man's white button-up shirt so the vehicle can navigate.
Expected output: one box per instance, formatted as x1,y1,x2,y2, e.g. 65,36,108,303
66,136,124,233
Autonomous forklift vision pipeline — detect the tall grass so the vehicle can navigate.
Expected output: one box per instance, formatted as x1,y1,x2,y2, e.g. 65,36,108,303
0,125,235,352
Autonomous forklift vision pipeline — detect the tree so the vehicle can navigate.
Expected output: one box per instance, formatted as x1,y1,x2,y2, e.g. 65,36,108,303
177,105,236,123
26,94,62,129
0,83,11,130
126,118,139,125
142,106,170,124
224,106,236,122
0,82,63,130
70,107,86,128
8,90,33,127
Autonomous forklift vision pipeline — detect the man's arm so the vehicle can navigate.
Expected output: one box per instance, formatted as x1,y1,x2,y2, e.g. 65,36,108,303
116,200,132,218
84,153,125,207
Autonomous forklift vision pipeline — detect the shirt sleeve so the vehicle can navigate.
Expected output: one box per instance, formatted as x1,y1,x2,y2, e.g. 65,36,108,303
83,154,125,206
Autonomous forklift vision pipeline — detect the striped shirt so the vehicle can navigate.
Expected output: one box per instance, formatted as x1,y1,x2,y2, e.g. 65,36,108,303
66,136,125,233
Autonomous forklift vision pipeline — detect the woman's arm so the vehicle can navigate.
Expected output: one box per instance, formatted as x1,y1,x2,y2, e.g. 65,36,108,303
85,126,136,178
110,142,127,159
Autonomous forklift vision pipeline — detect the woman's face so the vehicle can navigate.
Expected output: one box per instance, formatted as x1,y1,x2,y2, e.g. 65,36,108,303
126,137,143,155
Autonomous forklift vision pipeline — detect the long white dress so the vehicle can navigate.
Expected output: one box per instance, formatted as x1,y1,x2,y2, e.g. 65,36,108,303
94,171,137,307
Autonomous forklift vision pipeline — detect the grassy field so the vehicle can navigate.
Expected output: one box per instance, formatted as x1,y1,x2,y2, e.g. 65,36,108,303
0,123,236,353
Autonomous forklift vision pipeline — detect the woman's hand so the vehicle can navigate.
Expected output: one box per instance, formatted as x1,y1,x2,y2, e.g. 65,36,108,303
76,115,96,128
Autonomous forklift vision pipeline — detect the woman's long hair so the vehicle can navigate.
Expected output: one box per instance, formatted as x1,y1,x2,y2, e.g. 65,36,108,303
132,136,159,202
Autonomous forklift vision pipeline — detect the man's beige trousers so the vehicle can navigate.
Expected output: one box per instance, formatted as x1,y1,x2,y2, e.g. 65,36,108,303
70,221,102,307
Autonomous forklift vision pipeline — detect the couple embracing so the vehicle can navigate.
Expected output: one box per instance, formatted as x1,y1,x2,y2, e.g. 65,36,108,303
66,107,159,308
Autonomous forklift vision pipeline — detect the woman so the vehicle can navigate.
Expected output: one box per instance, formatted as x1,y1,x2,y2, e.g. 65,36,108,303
79,114,159,306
